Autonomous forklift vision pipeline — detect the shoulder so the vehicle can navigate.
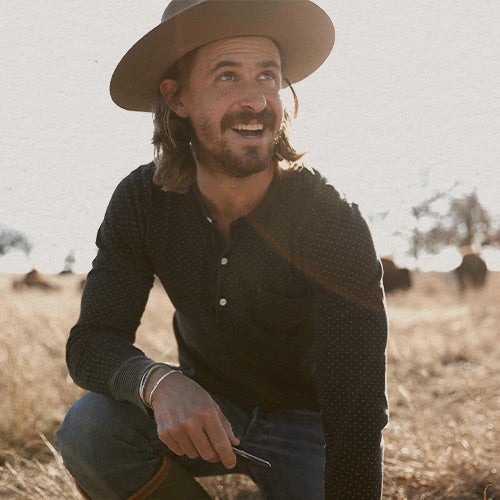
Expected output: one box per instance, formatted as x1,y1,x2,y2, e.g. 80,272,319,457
289,168,383,300
291,165,377,264
109,161,173,211
101,163,161,233
113,162,156,197
280,165,358,226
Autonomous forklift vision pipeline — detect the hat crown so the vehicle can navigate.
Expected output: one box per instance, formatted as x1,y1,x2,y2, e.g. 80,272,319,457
161,0,206,23
111,0,334,111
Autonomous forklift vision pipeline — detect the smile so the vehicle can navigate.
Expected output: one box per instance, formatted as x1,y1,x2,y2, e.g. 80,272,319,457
231,123,264,137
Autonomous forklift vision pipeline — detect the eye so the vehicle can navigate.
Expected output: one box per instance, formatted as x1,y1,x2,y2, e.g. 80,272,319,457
258,71,278,84
219,72,236,81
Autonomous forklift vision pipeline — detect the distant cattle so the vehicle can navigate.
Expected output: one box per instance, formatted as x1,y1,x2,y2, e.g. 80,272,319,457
454,253,487,291
12,269,59,291
381,258,411,293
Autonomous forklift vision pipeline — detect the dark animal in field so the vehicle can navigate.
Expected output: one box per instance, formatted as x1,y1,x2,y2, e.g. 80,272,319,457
12,269,59,291
381,258,411,293
454,253,487,291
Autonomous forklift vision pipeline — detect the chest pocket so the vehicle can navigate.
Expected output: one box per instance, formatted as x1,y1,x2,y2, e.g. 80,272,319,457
253,289,312,333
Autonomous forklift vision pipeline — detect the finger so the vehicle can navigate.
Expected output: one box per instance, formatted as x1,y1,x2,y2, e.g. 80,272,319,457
218,408,240,446
229,433,240,447
189,429,221,463
158,432,184,457
158,421,199,458
204,416,236,469
170,430,200,460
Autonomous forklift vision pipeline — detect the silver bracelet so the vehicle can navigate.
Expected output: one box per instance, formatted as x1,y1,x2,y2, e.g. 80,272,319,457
139,362,169,407
149,369,182,407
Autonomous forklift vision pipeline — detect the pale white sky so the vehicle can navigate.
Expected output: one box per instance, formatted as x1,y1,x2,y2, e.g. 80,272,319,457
1,1,499,272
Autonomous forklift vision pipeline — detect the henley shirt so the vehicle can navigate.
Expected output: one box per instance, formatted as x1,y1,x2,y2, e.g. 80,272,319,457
67,162,389,499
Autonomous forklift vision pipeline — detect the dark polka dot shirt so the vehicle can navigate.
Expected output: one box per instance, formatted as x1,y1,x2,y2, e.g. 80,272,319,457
67,162,388,499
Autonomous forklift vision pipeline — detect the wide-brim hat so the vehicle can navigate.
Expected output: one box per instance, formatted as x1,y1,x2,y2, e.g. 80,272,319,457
110,0,334,112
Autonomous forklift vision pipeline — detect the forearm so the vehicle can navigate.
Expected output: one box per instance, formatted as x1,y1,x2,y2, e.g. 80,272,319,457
67,165,161,406
67,241,155,405
315,299,388,498
324,431,384,500
66,324,154,406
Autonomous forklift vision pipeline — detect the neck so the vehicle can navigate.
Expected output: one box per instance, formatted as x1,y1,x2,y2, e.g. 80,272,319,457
196,163,275,228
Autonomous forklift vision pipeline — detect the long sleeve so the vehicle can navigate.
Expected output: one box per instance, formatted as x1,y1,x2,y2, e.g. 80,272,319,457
66,166,156,409
298,179,389,499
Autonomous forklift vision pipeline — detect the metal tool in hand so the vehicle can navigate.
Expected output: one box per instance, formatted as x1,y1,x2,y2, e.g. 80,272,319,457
232,447,271,468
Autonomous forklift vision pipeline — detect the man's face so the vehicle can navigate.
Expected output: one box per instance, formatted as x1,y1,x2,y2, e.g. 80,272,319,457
176,36,284,178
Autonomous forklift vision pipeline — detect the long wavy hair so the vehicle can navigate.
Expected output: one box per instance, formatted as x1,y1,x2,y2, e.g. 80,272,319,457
152,55,305,193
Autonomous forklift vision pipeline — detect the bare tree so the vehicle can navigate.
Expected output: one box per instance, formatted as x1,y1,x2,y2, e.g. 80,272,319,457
408,189,499,258
0,225,32,256
62,250,76,273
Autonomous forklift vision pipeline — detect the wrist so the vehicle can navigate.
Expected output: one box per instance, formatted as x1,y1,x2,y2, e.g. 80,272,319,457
143,366,170,406
139,362,170,408
146,368,183,408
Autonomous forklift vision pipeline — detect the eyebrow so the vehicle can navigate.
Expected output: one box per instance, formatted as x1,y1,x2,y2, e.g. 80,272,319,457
209,59,281,75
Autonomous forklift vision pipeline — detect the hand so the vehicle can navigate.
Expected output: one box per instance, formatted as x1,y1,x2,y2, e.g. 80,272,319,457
147,370,240,468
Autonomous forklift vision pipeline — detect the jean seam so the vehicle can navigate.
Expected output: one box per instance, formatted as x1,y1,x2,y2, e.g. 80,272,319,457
238,405,260,446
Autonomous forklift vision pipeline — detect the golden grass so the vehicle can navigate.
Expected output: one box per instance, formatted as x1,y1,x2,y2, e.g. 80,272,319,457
0,271,497,499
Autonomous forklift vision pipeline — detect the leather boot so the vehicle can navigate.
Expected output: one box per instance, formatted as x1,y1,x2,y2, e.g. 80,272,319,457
127,452,210,500
74,453,210,499
74,481,90,499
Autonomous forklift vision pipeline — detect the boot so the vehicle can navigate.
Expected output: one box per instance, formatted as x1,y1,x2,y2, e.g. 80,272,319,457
73,481,90,499
127,452,211,500
74,453,210,499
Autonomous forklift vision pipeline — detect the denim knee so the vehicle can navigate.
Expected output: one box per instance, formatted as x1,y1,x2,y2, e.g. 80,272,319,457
58,394,132,451
55,392,160,498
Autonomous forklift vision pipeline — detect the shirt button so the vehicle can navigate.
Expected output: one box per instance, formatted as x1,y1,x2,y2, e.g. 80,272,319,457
219,298,227,306
221,257,228,265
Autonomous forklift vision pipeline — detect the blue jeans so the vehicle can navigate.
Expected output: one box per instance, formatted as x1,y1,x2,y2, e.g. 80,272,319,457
55,392,325,499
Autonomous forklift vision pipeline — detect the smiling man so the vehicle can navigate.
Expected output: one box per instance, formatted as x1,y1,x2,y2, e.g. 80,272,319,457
55,1,389,499
163,37,283,179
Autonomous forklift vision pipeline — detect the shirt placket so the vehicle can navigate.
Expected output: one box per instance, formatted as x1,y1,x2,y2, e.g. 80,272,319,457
212,221,242,323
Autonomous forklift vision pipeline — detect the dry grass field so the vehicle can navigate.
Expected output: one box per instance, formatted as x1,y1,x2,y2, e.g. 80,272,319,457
0,270,497,499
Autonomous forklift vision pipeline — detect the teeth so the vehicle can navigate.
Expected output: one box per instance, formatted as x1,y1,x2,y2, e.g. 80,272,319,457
233,123,263,131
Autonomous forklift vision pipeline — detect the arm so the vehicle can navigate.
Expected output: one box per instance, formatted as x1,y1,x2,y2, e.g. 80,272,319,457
298,182,388,499
313,277,387,500
67,165,239,465
66,167,156,409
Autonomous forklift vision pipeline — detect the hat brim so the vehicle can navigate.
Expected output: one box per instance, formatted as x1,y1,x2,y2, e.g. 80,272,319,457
110,0,334,112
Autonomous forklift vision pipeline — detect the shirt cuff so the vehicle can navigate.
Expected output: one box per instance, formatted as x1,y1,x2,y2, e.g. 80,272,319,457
110,356,157,413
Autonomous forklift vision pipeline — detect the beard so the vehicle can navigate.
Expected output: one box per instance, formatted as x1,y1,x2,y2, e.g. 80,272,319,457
192,108,282,178
216,141,275,178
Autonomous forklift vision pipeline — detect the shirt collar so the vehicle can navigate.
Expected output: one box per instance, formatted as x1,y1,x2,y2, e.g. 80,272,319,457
190,169,284,227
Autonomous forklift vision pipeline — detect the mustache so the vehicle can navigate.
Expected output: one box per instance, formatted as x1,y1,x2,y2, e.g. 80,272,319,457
220,108,276,131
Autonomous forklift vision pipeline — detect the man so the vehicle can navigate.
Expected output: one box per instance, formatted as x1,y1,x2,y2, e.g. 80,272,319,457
55,1,389,499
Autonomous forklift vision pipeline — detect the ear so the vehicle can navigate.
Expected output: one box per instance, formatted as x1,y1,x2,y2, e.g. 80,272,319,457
160,79,189,118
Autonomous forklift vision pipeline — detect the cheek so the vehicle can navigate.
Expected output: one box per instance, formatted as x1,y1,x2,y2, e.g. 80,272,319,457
269,94,284,125
189,110,223,145
190,95,230,129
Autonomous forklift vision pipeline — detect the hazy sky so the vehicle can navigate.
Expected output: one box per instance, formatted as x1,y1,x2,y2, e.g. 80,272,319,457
1,1,499,272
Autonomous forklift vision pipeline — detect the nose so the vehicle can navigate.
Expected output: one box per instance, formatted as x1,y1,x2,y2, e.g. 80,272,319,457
238,82,267,113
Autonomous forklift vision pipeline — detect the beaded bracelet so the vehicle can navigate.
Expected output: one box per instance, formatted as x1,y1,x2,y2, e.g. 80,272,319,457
149,369,182,407
138,362,169,408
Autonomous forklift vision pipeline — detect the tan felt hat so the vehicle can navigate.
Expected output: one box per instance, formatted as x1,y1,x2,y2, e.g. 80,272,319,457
110,0,335,112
